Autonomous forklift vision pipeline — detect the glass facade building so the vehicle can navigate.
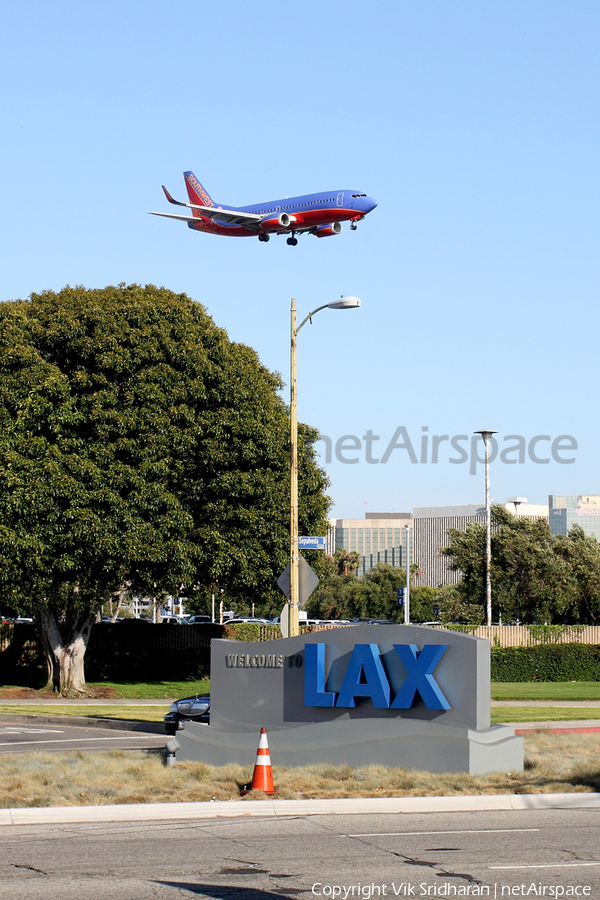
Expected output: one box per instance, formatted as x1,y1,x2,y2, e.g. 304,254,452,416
329,513,412,576
549,494,600,540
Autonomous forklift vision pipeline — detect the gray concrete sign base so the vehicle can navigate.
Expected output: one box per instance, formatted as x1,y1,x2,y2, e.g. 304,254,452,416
175,625,524,774
176,717,523,774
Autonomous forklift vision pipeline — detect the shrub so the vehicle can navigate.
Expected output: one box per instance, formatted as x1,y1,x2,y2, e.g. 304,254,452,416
491,643,600,682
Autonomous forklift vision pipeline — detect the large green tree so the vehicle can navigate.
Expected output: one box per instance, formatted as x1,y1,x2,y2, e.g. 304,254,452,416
0,284,329,693
440,506,600,624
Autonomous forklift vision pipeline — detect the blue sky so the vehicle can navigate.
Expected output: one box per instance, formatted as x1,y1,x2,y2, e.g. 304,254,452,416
2,1,599,517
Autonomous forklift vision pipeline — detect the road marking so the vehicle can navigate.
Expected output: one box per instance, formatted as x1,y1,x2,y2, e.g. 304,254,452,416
490,863,600,870
348,829,540,838
0,736,163,747
0,728,64,734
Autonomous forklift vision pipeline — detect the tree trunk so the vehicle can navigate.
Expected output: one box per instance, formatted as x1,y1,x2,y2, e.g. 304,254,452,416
32,600,96,697
110,586,125,623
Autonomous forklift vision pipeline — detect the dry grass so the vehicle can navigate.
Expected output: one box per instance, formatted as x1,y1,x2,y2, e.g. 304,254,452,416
0,705,166,722
0,731,598,808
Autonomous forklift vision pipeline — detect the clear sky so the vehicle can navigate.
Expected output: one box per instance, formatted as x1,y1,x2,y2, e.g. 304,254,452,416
2,1,599,518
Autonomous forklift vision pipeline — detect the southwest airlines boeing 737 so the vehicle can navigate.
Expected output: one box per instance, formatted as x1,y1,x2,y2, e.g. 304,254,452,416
150,171,377,245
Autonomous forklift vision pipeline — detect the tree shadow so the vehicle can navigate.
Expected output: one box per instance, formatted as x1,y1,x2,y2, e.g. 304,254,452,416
155,884,299,898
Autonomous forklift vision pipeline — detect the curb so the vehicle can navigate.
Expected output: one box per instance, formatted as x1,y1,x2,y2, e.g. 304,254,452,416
0,791,599,826
0,713,165,734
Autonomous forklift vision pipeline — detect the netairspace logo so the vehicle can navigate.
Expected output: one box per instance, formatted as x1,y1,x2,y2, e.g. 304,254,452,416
316,428,577,475
310,883,592,898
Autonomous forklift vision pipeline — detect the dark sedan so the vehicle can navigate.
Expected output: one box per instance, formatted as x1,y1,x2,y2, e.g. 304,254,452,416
164,695,210,734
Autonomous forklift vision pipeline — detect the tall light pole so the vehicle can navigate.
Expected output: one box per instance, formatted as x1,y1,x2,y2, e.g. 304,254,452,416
404,524,411,625
289,296,361,637
474,429,497,627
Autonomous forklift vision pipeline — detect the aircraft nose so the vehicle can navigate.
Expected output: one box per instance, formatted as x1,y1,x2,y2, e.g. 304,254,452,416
366,196,378,213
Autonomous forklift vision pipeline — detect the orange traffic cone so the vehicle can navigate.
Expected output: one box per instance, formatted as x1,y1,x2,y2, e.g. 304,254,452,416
241,727,276,795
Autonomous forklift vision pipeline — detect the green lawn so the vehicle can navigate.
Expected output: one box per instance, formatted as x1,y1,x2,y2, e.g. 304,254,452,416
88,680,211,699
0,680,211,699
491,682,600,701
491,706,600,723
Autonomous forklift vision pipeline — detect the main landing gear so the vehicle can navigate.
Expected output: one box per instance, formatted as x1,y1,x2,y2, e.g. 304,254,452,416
286,235,298,246
258,233,270,242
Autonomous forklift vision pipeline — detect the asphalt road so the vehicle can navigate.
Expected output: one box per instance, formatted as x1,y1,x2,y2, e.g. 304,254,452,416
0,807,598,900
0,723,168,754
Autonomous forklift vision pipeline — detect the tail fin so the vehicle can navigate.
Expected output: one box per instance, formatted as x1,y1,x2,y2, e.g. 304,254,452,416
184,171,215,208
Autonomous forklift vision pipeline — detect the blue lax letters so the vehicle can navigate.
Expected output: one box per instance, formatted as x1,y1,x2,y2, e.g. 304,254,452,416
335,643,391,708
391,644,450,710
304,643,336,707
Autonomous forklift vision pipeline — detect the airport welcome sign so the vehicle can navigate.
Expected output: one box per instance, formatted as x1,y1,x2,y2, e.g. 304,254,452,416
176,624,524,775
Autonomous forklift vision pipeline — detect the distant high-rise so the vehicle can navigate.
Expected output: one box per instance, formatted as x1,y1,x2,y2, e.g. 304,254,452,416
412,506,486,588
412,501,548,588
328,513,412,576
549,494,600,540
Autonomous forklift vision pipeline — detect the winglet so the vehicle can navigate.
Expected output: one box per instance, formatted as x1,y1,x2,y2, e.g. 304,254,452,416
162,185,180,205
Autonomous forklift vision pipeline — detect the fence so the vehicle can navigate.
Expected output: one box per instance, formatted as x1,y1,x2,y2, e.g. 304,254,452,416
431,624,600,647
2,622,600,682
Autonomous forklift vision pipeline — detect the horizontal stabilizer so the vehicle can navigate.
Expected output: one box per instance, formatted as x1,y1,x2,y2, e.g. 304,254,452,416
149,211,202,223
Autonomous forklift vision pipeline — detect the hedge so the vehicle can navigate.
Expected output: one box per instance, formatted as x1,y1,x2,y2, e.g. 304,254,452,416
491,643,600,682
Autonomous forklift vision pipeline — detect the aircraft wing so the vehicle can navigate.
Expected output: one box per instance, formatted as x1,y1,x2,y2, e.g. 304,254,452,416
155,185,265,229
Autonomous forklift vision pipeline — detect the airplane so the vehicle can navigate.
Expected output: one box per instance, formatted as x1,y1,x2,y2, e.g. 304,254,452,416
150,171,377,245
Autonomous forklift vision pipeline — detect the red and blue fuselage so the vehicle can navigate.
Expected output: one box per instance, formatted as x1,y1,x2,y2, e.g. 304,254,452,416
150,171,377,241
194,188,377,237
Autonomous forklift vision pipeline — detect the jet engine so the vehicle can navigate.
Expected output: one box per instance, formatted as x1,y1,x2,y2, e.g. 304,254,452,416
278,212,297,228
313,222,343,238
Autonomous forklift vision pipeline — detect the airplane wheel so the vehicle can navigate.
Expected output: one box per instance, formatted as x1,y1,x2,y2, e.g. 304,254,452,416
350,223,357,231
287,237,298,246
258,233,270,242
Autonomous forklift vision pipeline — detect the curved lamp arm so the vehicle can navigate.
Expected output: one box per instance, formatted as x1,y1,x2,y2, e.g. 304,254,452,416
295,296,361,335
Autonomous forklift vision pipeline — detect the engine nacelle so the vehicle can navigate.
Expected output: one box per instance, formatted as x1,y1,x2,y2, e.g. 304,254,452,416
314,222,343,238
278,212,297,228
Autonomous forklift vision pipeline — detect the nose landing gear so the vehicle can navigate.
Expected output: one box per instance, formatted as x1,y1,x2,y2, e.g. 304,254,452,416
350,223,357,231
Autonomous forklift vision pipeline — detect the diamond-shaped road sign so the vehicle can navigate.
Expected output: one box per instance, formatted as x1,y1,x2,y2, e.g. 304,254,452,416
277,552,320,608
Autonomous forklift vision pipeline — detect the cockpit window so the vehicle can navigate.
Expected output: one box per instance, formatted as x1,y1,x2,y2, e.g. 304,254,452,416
352,193,367,198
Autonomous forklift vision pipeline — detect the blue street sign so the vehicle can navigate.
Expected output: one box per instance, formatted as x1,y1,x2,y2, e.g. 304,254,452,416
298,536,327,551
397,588,405,607
433,606,440,617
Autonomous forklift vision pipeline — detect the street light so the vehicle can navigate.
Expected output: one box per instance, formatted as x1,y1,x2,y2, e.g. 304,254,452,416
403,524,411,625
289,296,361,637
474,429,498,627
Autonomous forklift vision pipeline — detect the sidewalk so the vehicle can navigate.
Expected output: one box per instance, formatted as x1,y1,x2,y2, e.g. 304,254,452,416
1,791,599,827
1,698,598,707
491,700,600,707
0,698,172,706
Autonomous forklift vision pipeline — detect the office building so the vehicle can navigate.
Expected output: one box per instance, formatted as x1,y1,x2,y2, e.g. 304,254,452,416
328,512,412,576
549,494,600,540
412,505,486,588
413,501,549,588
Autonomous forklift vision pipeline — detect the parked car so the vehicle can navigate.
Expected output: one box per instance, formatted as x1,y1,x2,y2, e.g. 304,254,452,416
188,615,212,624
225,617,270,625
164,695,210,734
14,616,34,624
117,617,152,624
161,615,188,625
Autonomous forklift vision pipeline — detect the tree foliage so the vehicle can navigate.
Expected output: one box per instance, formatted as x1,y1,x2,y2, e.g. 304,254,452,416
305,562,440,622
441,506,600,624
0,284,330,692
